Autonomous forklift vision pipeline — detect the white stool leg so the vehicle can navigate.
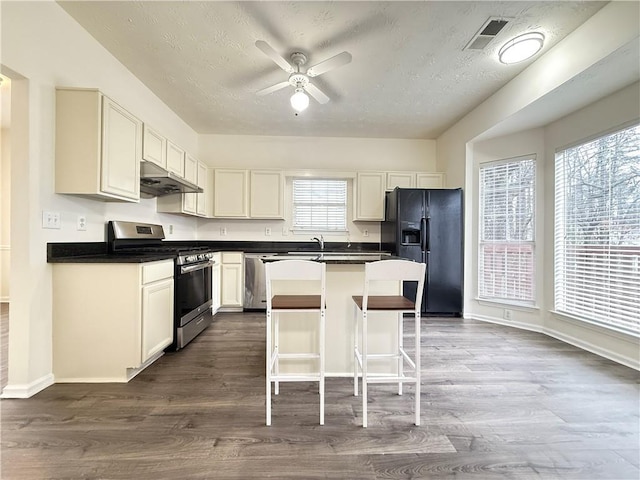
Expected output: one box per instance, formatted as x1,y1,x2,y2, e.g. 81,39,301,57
353,303,359,397
398,311,403,396
415,311,421,426
274,311,279,395
362,310,368,428
266,308,272,426
320,309,325,425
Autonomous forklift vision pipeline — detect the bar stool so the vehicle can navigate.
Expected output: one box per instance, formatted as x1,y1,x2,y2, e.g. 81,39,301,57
352,259,426,428
265,259,326,426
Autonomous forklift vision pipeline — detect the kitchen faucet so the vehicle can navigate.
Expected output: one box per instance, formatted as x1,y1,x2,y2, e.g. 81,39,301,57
312,235,325,251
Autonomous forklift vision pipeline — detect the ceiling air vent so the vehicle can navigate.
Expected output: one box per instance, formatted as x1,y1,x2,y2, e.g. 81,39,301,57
464,17,511,51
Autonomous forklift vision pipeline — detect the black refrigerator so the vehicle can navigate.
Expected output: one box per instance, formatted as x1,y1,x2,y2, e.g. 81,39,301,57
381,188,463,316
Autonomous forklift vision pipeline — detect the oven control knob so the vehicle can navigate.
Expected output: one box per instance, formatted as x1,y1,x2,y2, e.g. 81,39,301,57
186,255,197,263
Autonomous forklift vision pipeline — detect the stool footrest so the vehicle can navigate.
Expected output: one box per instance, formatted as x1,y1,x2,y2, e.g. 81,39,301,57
277,353,320,359
365,376,418,384
270,374,322,382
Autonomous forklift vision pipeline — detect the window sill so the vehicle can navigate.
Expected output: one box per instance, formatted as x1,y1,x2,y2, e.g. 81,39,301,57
291,229,349,235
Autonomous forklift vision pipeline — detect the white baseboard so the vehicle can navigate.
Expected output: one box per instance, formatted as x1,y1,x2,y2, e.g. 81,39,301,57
544,328,639,371
468,314,639,371
1,373,55,399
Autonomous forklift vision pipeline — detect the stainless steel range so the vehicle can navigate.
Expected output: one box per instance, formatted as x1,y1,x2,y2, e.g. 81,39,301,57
108,220,215,350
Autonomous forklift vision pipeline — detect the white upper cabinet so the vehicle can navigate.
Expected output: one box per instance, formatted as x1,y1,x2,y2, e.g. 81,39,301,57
196,161,209,217
213,169,249,218
416,173,444,188
55,88,141,202
166,141,185,178
142,124,167,169
387,172,415,190
354,172,385,221
184,153,198,184
250,170,284,219
181,153,198,214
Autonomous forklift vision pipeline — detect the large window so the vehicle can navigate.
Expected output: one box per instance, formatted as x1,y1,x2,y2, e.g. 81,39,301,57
479,156,536,304
555,123,640,335
292,178,348,232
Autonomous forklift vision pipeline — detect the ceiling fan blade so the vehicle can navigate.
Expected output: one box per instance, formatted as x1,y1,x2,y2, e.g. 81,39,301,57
304,83,330,104
256,81,291,96
255,40,294,73
306,51,352,77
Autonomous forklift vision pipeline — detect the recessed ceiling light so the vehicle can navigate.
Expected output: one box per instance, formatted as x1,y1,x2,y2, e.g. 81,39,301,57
498,32,545,64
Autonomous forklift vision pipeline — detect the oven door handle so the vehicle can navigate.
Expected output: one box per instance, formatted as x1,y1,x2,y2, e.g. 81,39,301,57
180,260,214,274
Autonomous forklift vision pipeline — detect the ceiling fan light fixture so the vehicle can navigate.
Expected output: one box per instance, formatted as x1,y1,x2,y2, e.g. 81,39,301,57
290,88,309,112
498,32,544,64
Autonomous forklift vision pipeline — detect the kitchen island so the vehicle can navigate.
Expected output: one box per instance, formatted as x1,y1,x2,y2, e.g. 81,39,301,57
262,252,409,376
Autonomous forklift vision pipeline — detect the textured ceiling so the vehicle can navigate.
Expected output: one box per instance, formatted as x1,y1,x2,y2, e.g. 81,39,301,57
58,1,608,139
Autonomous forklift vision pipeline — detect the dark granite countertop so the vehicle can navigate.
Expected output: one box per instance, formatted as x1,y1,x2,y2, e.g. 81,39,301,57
260,252,401,264
47,241,386,263
48,253,177,264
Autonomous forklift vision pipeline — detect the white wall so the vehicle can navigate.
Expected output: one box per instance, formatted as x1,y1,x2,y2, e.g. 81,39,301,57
438,39,640,369
462,82,639,369
1,1,201,397
197,134,437,243
469,129,546,327
542,82,640,368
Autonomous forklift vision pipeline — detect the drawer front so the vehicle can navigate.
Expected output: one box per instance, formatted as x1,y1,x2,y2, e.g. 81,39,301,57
222,252,243,264
142,260,174,284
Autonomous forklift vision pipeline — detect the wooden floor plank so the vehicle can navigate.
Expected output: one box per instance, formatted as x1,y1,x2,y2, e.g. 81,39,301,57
1,313,638,479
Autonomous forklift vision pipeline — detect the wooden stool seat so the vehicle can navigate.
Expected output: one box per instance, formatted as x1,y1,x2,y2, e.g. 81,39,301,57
352,295,415,311
272,295,322,310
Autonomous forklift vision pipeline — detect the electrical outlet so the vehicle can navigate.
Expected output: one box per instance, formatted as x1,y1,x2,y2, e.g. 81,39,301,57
220,227,227,236
503,309,513,320
76,215,87,231
363,229,369,237
282,227,289,236
168,225,174,235
265,227,272,236
42,211,61,229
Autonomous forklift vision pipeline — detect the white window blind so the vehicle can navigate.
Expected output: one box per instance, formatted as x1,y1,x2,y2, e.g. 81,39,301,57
479,157,536,303
555,123,640,335
292,178,347,231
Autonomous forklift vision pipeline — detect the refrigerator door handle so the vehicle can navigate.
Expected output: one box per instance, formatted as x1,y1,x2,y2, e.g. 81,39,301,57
421,217,429,252
420,217,427,252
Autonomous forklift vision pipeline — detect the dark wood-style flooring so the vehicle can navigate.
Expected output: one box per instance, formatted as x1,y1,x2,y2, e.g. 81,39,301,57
2,312,639,479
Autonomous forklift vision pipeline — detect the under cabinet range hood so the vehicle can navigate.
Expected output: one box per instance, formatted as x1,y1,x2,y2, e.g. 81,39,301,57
140,161,202,198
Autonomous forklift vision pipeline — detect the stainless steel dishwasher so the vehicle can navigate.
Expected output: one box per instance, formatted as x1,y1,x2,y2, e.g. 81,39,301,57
244,253,276,310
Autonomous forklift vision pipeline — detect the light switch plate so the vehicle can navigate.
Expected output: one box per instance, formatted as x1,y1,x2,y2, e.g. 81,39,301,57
42,211,61,229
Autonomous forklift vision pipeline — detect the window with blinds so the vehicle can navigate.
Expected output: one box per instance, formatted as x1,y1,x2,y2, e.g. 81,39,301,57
555,123,640,336
479,156,536,304
292,178,348,232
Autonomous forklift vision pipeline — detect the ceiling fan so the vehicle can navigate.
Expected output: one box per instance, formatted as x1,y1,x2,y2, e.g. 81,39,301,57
255,40,352,112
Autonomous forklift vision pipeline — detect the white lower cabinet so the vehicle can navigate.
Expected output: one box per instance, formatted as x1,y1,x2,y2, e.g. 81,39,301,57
52,260,174,382
220,252,244,310
141,276,174,362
